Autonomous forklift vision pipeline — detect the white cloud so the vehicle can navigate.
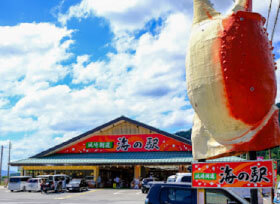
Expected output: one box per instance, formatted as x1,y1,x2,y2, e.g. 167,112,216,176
0,23,73,96
1,0,280,164
72,55,107,84
58,0,192,33
0,109,38,133
0,22,75,164
9,11,193,139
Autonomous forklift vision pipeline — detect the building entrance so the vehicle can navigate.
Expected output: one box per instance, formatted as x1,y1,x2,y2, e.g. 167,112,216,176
99,166,134,188
144,165,180,181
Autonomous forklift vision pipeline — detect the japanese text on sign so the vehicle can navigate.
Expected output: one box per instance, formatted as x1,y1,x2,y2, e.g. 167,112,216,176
57,134,192,154
192,161,275,188
116,136,160,151
86,142,114,149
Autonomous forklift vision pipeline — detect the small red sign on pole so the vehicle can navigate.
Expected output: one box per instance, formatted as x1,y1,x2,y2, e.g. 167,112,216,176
192,160,275,188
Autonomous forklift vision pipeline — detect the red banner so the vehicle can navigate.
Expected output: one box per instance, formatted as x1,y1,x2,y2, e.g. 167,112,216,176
57,134,192,154
192,160,275,188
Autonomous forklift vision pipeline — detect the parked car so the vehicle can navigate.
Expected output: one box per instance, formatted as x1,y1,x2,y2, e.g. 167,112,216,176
167,173,192,183
38,174,70,193
166,175,176,182
274,189,280,203
85,176,96,188
26,178,43,192
66,178,88,192
8,176,31,192
145,182,249,204
141,178,158,193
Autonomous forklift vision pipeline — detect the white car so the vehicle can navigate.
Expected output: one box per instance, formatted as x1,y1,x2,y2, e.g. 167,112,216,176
166,175,176,182
26,178,43,192
167,173,192,183
8,176,31,192
37,174,70,193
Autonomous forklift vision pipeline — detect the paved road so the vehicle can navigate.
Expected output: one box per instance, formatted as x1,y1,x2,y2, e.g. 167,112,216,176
0,187,147,204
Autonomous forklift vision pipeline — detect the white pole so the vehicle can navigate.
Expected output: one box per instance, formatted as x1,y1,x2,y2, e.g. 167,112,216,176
0,145,3,184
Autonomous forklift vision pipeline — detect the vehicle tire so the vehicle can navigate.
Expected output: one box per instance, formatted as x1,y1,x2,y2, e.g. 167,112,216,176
23,186,26,192
86,187,88,191
142,189,145,193
10,190,13,192
28,190,31,192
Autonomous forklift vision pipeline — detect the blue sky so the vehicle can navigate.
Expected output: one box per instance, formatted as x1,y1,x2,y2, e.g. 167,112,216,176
0,0,279,170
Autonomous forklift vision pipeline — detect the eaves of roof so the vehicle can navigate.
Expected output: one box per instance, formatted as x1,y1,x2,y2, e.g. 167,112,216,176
11,152,243,166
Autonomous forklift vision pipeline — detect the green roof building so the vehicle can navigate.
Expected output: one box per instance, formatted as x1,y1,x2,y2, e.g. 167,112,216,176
10,116,242,187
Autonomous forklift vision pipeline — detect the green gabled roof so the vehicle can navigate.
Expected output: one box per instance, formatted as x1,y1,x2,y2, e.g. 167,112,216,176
10,152,243,166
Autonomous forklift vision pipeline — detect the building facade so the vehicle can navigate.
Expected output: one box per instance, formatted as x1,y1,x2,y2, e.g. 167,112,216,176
11,116,240,187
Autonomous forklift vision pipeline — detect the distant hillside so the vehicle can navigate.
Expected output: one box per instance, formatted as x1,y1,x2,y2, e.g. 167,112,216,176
174,129,192,141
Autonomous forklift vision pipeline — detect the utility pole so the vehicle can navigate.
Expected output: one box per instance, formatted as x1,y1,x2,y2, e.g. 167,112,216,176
249,151,258,204
269,148,274,204
0,145,3,184
7,142,11,182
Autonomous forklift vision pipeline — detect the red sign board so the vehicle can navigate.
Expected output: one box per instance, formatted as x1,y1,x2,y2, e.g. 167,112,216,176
192,160,275,188
57,134,192,154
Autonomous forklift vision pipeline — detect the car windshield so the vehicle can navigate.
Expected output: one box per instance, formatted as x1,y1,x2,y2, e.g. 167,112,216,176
70,179,81,184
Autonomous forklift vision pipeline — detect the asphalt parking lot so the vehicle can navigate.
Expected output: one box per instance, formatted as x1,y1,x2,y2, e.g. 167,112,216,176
0,187,147,204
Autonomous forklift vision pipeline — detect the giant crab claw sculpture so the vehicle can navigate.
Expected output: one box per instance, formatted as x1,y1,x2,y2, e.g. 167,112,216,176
186,0,280,160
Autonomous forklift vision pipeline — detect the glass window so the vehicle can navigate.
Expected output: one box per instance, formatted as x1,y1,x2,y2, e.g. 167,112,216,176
206,189,241,204
21,177,30,182
9,178,20,183
160,187,193,204
10,177,30,182
175,189,192,202
160,188,169,202
28,179,37,183
181,176,191,183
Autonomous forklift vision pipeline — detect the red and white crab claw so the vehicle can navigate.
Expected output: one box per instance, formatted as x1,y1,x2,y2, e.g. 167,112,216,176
186,0,280,160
